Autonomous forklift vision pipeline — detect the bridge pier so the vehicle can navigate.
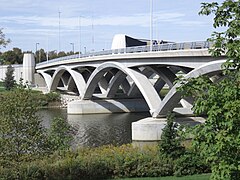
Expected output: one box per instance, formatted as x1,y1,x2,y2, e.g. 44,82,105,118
67,98,149,114
132,116,205,142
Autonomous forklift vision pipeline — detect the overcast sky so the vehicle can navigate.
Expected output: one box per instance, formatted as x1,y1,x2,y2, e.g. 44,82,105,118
0,0,222,53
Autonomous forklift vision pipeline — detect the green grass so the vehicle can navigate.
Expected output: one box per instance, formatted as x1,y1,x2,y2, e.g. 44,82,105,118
117,174,210,180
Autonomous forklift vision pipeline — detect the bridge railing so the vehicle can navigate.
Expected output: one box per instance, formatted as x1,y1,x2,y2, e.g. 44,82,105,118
37,41,212,66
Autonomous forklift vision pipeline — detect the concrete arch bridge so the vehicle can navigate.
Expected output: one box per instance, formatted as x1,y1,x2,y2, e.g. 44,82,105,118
33,41,225,119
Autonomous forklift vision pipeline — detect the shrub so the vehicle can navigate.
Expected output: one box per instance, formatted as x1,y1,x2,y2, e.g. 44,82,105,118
0,144,175,179
174,150,211,177
158,113,185,160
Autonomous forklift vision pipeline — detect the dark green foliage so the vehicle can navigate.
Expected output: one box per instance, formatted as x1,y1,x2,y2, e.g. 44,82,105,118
159,113,185,160
176,1,240,179
3,65,15,90
174,150,210,177
45,91,61,102
0,48,23,64
19,90,60,107
48,117,73,151
0,144,175,179
0,86,49,168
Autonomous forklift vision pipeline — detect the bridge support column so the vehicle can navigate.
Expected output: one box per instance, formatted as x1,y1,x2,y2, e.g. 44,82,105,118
67,98,149,114
132,116,205,142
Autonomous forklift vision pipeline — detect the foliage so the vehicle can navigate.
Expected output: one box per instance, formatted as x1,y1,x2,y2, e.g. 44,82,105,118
0,144,177,179
2,64,15,90
45,91,61,102
199,0,240,70
0,86,49,168
174,149,210,177
177,1,240,179
48,117,73,152
0,48,23,64
16,90,60,107
0,28,10,49
158,113,185,160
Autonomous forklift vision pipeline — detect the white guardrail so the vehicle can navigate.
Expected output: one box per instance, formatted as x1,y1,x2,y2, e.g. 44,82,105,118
37,41,212,66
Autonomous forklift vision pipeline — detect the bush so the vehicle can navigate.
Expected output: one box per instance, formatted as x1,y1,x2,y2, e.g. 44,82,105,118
0,144,175,179
174,150,211,177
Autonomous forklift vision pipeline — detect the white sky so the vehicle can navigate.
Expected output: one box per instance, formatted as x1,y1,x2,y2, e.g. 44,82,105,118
0,0,223,53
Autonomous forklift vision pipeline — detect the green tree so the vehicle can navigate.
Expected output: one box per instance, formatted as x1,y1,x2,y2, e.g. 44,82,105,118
0,28,10,49
0,86,49,168
1,48,23,64
179,1,240,179
3,65,15,90
48,117,73,152
159,113,185,160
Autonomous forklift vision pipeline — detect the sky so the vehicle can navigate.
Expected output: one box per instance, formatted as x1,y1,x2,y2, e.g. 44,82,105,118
0,0,223,53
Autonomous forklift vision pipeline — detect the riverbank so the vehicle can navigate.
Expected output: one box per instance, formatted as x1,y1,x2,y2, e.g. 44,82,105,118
0,144,210,179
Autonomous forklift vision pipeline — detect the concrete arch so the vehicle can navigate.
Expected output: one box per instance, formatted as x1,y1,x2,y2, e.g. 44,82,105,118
106,70,128,98
50,66,86,96
153,60,225,117
82,62,162,115
128,67,155,98
37,70,52,91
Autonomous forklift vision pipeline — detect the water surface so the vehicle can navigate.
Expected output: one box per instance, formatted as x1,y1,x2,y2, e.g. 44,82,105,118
39,109,148,147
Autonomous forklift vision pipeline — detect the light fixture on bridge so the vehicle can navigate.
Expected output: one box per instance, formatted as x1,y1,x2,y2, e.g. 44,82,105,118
150,0,153,52
70,43,75,54
35,43,40,63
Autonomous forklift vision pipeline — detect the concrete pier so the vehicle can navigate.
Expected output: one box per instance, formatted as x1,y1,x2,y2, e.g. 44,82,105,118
67,98,149,114
132,116,205,141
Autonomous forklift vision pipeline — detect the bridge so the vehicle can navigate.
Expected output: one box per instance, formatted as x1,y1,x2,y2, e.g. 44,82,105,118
31,41,224,118
0,40,226,141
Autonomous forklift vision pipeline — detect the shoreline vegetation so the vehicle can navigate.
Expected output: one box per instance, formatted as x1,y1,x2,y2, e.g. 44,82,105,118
0,83,211,179
0,81,61,108
0,144,211,179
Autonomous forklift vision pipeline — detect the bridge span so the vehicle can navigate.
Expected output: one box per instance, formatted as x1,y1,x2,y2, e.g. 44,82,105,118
31,41,225,118
0,40,226,141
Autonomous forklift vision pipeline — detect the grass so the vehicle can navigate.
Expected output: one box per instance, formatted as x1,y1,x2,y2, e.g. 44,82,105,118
117,174,210,180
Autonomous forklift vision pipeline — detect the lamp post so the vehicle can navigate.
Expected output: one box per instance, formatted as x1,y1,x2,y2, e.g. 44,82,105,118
84,47,86,54
79,16,82,58
150,0,153,52
58,10,61,53
35,43,39,62
70,43,74,54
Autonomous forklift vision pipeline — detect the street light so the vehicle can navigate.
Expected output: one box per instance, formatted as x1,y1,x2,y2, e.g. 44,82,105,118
70,43,74,54
150,0,153,52
35,43,39,53
35,43,40,62
58,10,61,53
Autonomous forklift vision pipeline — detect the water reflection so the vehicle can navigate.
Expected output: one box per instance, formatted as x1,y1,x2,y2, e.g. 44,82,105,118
38,109,148,147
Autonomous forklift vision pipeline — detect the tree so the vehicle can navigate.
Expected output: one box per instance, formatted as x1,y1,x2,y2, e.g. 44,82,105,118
159,113,185,160
0,86,49,168
179,1,240,179
0,28,10,49
3,65,15,90
1,48,23,64
48,117,73,152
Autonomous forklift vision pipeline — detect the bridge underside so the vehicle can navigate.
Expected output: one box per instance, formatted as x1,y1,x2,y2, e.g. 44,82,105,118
37,59,225,117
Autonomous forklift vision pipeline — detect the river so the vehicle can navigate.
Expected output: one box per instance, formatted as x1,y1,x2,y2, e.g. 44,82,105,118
39,109,149,147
